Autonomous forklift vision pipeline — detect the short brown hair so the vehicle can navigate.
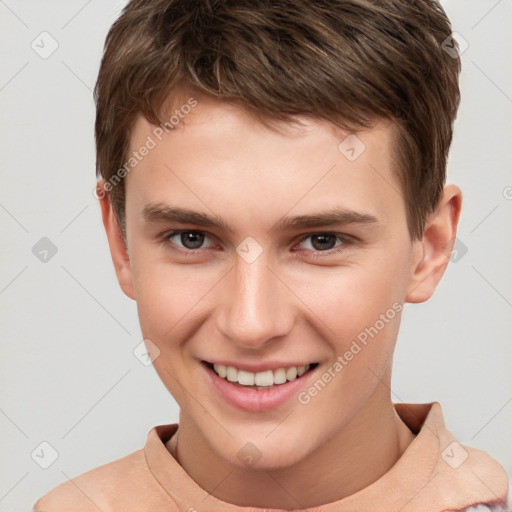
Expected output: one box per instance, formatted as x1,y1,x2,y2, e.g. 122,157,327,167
94,0,461,240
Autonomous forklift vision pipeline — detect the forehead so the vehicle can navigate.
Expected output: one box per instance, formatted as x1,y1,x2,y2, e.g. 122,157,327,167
125,91,403,232
130,87,393,152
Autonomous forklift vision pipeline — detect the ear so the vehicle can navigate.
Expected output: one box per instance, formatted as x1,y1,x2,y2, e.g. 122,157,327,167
97,181,135,300
405,184,463,303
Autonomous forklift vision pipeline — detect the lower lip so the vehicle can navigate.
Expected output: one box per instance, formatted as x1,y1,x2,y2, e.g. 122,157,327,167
201,362,318,412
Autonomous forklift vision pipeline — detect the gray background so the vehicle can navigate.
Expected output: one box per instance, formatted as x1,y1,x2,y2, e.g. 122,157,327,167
0,1,511,510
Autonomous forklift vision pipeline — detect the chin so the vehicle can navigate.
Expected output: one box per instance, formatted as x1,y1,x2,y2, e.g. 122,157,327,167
213,427,315,471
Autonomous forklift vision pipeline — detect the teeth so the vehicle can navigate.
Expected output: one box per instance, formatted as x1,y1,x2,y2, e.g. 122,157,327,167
285,366,297,380
211,363,312,387
226,366,238,383
238,370,255,386
213,363,227,378
254,370,273,387
273,368,287,385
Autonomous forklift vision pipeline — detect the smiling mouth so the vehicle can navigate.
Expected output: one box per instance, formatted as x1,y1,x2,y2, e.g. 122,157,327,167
202,361,319,390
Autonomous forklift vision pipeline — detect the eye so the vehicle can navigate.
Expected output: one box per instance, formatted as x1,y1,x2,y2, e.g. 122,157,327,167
161,230,354,257
164,230,215,251
295,233,353,255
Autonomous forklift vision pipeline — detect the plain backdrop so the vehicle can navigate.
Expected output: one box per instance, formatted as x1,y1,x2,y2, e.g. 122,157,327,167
0,1,511,510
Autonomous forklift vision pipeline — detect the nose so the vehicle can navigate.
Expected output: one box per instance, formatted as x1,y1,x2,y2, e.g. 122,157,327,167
216,251,294,350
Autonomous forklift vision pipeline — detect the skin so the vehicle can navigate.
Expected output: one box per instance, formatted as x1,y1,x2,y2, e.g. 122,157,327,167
98,89,462,509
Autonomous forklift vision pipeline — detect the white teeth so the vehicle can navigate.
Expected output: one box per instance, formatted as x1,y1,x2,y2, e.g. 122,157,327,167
213,363,226,378
273,368,287,385
285,366,298,381
226,366,238,383
254,370,274,387
237,370,255,386
211,363,312,386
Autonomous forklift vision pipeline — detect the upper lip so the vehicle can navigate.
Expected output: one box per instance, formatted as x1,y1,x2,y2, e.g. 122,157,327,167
202,359,318,373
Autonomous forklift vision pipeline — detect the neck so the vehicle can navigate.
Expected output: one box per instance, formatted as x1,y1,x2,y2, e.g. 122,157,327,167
166,383,415,509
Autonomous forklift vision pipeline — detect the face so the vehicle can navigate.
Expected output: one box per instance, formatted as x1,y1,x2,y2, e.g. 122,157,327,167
108,91,426,469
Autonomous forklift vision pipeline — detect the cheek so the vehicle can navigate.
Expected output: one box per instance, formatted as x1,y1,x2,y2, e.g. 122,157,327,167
130,254,208,341
294,263,405,427
298,248,409,390
307,256,406,339
130,257,221,400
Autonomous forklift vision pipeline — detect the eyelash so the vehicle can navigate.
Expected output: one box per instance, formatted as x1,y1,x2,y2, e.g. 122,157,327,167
160,230,355,258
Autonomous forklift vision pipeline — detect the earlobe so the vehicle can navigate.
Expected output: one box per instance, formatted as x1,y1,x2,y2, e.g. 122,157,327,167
97,181,135,300
405,184,463,304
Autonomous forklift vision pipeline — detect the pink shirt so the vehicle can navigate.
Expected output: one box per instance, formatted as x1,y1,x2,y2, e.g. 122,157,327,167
33,402,509,511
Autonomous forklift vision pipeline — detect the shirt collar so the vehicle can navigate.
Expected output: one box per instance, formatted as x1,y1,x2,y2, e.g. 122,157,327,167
145,402,508,511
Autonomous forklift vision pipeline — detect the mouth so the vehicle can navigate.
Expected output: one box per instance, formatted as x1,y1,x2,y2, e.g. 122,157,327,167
201,360,319,390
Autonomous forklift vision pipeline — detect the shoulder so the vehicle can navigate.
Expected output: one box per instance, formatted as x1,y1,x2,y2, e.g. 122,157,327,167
32,448,175,511
448,505,508,512
433,443,509,510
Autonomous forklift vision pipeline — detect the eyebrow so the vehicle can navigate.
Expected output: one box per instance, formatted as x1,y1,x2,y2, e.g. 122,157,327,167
142,203,379,233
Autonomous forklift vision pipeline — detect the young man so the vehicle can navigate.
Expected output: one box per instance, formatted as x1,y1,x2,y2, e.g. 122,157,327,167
34,0,508,510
